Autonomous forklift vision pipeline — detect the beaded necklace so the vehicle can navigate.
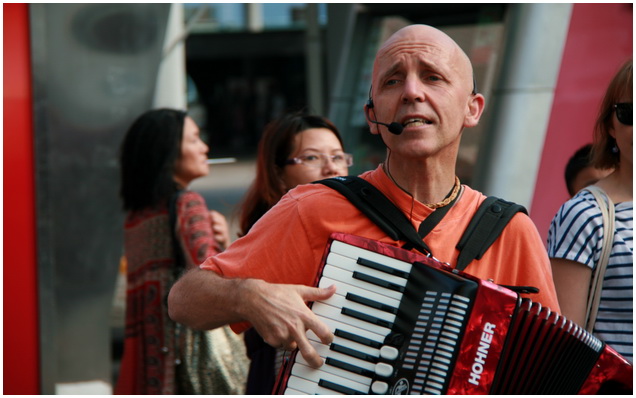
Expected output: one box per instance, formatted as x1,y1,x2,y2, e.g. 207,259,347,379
383,162,461,209
425,176,461,209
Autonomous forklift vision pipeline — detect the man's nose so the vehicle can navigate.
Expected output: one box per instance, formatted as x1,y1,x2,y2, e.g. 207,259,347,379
401,77,426,103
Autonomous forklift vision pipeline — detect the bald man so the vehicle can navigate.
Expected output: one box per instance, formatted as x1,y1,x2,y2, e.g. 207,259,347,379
168,24,559,370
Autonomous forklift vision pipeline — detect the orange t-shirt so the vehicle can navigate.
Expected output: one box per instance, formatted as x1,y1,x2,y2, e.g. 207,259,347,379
201,166,560,332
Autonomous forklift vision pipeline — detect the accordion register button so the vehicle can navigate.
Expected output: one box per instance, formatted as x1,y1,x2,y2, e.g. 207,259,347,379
371,381,389,394
375,362,393,377
380,346,399,360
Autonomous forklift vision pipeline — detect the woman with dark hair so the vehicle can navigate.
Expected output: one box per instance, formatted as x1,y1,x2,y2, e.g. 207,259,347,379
548,59,633,362
237,111,352,393
238,111,352,236
116,108,247,394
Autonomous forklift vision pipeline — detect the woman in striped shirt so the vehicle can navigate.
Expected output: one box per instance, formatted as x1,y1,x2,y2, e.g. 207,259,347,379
548,59,632,362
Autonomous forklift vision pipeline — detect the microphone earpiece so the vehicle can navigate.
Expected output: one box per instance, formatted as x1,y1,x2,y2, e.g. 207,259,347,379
365,97,403,135
387,122,404,135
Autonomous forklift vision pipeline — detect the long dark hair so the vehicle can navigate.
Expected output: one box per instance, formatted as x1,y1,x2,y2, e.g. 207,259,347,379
119,108,187,211
591,59,632,169
238,111,343,236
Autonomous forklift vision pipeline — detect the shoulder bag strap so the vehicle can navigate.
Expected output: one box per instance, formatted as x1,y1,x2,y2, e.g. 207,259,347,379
584,186,615,333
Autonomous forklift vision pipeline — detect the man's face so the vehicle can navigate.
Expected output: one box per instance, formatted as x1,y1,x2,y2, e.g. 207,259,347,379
369,25,482,159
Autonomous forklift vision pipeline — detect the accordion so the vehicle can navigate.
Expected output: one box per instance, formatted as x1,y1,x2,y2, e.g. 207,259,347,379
274,233,632,395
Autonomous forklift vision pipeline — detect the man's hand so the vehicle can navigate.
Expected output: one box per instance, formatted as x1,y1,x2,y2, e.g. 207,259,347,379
239,279,336,368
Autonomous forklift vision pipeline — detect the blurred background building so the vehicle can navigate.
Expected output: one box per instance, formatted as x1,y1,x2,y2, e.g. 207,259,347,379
4,2,632,394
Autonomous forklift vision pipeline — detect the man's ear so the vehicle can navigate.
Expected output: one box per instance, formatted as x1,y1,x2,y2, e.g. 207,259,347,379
463,93,485,128
364,103,379,135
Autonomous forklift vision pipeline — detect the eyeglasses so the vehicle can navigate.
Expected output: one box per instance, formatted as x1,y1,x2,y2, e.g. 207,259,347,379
285,153,353,169
614,103,632,126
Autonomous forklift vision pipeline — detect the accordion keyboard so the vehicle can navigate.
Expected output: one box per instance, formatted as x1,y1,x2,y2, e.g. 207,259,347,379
283,240,476,395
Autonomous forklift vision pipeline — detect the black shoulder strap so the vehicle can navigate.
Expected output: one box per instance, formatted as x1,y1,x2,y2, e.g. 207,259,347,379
316,176,431,255
455,196,527,271
316,177,527,272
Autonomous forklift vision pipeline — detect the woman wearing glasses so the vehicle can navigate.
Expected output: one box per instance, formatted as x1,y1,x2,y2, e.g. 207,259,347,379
548,59,632,362
237,111,351,394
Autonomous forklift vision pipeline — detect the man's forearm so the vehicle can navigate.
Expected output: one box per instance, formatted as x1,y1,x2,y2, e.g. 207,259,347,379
167,267,247,330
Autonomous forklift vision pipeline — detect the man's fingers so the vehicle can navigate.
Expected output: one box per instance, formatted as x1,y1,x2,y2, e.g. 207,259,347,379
300,284,336,302
294,327,324,368
298,284,336,345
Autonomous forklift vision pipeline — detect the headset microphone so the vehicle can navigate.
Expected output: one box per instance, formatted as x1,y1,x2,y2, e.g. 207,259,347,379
366,98,404,135
370,119,404,135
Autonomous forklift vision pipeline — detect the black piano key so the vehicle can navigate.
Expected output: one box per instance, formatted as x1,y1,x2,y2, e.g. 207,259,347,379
346,292,398,315
325,357,375,378
342,307,394,329
352,271,405,293
318,379,366,395
334,328,382,349
331,342,379,363
357,257,410,279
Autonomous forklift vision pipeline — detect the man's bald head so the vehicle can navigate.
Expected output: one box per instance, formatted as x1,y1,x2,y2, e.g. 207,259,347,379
372,24,475,96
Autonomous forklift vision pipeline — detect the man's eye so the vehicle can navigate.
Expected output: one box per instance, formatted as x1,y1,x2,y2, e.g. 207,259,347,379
332,154,345,161
304,155,319,161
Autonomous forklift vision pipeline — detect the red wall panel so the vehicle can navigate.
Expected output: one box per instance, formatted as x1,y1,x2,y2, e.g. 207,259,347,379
3,3,40,394
530,3,633,243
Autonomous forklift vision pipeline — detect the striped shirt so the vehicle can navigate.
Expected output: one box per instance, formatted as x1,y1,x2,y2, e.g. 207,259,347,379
547,189,633,362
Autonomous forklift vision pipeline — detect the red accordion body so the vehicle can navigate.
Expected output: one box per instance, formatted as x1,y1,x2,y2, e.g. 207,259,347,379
274,233,632,395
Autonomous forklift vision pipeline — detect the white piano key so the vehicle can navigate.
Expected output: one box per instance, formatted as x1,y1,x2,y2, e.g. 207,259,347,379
291,362,370,394
318,276,401,309
326,254,408,289
294,354,373,385
319,293,397,325
309,312,388,344
286,375,320,394
330,240,413,273
284,387,308,395
321,266,403,301
306,332,381,359
326,252,410,286
312,302,392,336
286,375,345,395
300,339,377,372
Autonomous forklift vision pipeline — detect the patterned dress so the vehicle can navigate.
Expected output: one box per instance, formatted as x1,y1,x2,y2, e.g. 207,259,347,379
115,191,248,394
548,189,633,362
